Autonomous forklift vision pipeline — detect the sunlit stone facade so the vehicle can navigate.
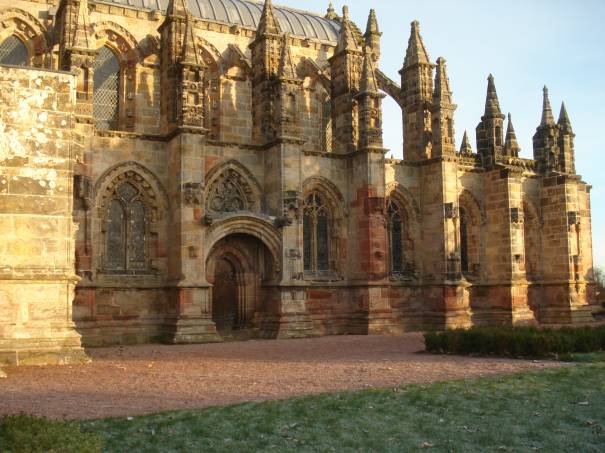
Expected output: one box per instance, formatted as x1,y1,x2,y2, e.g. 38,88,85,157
0,0,597,363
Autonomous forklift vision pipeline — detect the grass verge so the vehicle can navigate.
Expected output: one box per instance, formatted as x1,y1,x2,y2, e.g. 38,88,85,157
3,364,604,452
80,363,605,452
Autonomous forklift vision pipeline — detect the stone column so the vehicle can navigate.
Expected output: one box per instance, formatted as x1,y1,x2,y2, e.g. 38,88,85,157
480,168,535,325
538,174,596,324
163,131,220,343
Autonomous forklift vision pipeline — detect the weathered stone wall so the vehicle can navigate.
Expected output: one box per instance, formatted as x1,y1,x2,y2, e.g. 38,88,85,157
0,0,597,350
0,65,86,364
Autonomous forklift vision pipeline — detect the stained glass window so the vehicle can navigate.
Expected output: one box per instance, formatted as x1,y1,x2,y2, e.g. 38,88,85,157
388,200,404,274
460,207,469,273
106,200,126,269
303,214,312,271
93,46,120,130
129,200,147,269
105,182,147,272
0,35,28,66
320,93,332,152
303,192,331,273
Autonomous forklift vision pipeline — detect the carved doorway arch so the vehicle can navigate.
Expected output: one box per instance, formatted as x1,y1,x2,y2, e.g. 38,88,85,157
206,233,275,338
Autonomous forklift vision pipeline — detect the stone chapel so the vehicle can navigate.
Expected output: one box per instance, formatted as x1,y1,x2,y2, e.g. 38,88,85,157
0,0,598,364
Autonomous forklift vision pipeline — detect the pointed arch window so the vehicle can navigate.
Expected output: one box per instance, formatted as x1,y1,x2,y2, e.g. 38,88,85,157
320,92,332,152
387,200,404,274
303,192,330,273
105,182,148,273
459,207,469,273
93,46,120,130
0,35,28,66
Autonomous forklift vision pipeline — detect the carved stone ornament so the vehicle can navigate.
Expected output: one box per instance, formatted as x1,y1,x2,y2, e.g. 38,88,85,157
205,168,256,214
74,174,92,210
510,207,522,224
274,216,292,228
567,211,580,227
283,190,302,218
182,182,203,206
444,202,458,219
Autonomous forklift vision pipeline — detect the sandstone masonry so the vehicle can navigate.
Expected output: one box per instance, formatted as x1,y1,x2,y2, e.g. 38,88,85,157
0,0,598,363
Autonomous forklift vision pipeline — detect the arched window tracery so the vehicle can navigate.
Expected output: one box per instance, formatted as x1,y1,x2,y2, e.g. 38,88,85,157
459,207,470,273
387,200,404,274
105,181,148,273
387,198,415,277
303,192,330,273
319,91,332,152
0,35,28,66
93,45,120,130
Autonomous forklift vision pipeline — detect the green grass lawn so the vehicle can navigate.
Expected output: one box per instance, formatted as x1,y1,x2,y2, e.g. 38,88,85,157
3,362,605,453
78,363,605,453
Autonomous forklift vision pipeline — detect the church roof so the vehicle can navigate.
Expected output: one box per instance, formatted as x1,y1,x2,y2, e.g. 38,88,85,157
94,0,341,42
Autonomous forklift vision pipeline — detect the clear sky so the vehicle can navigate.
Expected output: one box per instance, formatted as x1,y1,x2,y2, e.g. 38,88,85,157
288,0,605,272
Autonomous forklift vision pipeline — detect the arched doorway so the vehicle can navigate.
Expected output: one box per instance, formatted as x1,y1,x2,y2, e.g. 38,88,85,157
212,256,240,331
206,233,276,338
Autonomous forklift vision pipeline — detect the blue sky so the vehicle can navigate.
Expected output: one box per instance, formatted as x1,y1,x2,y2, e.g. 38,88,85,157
291,0,605,271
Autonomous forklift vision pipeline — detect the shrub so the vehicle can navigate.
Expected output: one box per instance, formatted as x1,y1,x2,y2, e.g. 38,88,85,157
424,325,605,359
0,413,103,453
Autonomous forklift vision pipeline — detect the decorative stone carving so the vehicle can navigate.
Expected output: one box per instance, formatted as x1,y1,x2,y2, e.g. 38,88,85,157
510,207,522,224
74,174,92,210
205,168,258,214
274,216,292,228
182,182,203,206
568,211,580,227
202,214,214,226
444,202,458,219
283,189,301,219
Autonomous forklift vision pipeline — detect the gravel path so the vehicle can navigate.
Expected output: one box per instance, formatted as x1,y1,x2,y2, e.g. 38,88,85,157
0,334,562,420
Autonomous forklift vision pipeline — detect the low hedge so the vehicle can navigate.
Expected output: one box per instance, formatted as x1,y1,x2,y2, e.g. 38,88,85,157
424,325,605,358
0,413,103,453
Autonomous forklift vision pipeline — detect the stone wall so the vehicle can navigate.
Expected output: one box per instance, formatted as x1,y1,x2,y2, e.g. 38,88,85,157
0,0,597,351
0,65,86,364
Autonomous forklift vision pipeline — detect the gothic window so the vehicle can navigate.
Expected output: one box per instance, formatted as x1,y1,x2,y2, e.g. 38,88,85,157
387,200,404,274
320,93,332,152
105,182,148,272
93,46,120,131
303,192,330,273
0,35,28,66
460,207,469,273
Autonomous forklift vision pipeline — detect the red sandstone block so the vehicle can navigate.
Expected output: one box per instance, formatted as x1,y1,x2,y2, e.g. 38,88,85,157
308,290,331,300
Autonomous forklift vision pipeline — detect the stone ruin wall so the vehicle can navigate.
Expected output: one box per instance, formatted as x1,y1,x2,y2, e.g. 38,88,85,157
0,65,86,364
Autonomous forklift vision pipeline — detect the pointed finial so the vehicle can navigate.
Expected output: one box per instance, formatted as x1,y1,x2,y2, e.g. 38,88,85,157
558,101,573,132
484,74,503,118
365,9,380,35
278,33,297,80
342,5,349,20
64,0,92,49
325,2,337,20
360,47,379,94
257,0,280,36
180,14,200,65
433,57,452,104
166,0,192,18
336,5,358,53
540,85,555,127
403,20,431,68
459,130,473,155
504,113,520,156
